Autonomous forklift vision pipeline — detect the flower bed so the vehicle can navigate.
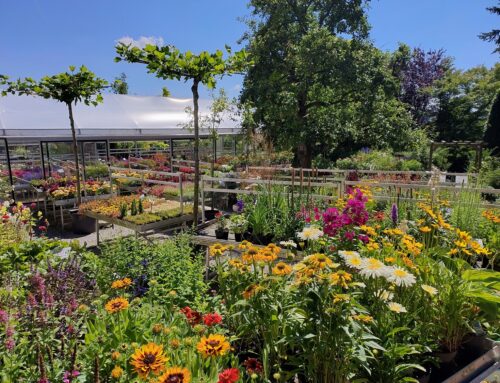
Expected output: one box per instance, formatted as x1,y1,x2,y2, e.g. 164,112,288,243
0,186,498,382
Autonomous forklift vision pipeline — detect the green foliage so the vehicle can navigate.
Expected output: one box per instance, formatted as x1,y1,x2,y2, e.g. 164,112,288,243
111,72,129,94
130,199,138,216
434,64,500,143
484,90,500,155
85,162,109,179
97,235,206,306
123,213,161,225
241,0,415,166
335,150,424,171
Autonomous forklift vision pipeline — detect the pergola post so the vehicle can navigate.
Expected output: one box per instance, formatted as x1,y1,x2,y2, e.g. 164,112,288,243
40,141,46,179
428,141,434,171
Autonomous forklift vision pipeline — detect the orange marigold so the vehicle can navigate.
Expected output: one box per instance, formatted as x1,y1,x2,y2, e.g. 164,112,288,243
105,297,129,314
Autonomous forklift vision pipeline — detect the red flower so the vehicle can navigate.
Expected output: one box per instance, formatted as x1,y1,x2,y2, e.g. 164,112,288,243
180,306,202,326
215,212,223,219
38,226,47,232
243,358,263,374
203,312,222,326
218,368,239,383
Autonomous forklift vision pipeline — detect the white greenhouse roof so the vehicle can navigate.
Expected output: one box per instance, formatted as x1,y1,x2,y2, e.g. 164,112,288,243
0,94,240,143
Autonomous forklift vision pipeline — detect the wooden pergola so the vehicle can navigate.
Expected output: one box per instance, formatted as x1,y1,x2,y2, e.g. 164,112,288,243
429,141,484,171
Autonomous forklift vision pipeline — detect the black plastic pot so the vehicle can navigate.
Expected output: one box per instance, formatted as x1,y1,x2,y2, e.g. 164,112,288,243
71,210,96,235
252,233,274,245
234,233,243,242
204,209,219,221
215,229,229,240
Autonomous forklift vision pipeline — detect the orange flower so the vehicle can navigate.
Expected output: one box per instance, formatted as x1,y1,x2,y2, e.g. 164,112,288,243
105,297,129,314
196,334,230,358
111,277,133,289
130,343,168,378
157,367,191,383
272,262,292,276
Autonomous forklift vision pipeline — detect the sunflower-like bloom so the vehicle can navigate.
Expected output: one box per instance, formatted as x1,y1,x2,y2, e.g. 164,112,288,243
157,366,191,383
272,262,292,276
304,253,334,270
242,283,262,299
241,246,260,264
329,270,353,289
130,342,168,378
265,243,282,255
209,243,229,257
105,297,129,314
258,248,278,263
111,277,133,289
111,365,123,379
196,334,230,358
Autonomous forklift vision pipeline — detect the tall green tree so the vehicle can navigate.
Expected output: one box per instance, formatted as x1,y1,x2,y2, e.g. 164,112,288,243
484,90,500,155
434,64,500,142
479,1,500,54
0,66,108,205
115,43,249,224
241,0,413,166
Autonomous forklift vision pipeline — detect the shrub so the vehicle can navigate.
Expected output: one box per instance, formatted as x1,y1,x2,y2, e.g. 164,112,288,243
96,235,206,306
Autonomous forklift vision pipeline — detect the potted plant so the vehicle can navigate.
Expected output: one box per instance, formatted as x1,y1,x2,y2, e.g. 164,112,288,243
214,212,229,240
228,214,248,242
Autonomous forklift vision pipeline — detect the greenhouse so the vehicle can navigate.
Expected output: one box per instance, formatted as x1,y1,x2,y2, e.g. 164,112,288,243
0,1,499,383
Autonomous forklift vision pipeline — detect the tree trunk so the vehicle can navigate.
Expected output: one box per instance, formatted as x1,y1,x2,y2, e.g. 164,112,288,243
67,102,82,206
191,79,200,226
294,90,312,168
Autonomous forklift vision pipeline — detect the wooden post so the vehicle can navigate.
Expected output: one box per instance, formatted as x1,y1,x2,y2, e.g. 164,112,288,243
201,174,206,223
178,172,184,214
428,141,434,171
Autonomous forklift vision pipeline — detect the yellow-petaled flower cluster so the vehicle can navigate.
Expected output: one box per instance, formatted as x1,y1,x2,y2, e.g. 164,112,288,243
209,243,229,257
400,234,423,256
111,277,133,289
448,229,491,257
482,210,500,224
241,243,280,264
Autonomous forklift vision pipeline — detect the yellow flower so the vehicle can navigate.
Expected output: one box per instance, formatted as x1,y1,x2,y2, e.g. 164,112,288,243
130,343,168,378
388,302,407,313
421,284,438,296
333,293,351,304
266,243,282,255
238,240,252,250
419,226,431,233
111,277,133,289
242,284,262,299
272,262,292,276
157,367,191,383
228,258,249,272
448,248,459,256
105,297,129,314
196,334,230,358
257,248,278,263
360,225,377,237
366,241,380,251
111,365,124,379
242,247,260,264
304,253,334,269
352,314,374,323
384,257,396,264
329,270,353,289
209,243,229,257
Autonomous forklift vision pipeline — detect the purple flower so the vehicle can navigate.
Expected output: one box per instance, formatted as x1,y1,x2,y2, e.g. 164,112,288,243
344,231,355,241
391,204,398,226
236,199,244,213
4,338,15,351
0,309,8,324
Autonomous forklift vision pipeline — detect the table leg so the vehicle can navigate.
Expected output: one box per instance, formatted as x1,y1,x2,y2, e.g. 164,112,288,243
96,218,100,247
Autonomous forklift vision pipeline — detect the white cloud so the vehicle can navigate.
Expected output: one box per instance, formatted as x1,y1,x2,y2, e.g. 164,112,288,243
116,36,164,48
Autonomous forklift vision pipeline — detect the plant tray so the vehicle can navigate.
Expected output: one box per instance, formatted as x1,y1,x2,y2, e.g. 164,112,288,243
52,194,113,207
84,211,193,233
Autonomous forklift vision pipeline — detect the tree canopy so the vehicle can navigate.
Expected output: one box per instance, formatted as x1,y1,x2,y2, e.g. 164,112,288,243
241,0,416,166
0,66,108,205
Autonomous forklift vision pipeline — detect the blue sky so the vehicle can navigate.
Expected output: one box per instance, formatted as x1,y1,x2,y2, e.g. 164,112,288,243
0,0,498,99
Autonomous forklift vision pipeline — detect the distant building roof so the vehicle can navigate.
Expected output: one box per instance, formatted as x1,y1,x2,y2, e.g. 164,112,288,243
0,94,239,142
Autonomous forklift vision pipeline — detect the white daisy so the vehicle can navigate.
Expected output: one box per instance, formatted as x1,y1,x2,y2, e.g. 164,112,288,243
359,258,388,278
338,250,360,260
421,284,438,296
344,253,364,270
279,240,297,249
297,227,323,241
385,266,416,287
388,302,407,313
375,289,394,302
